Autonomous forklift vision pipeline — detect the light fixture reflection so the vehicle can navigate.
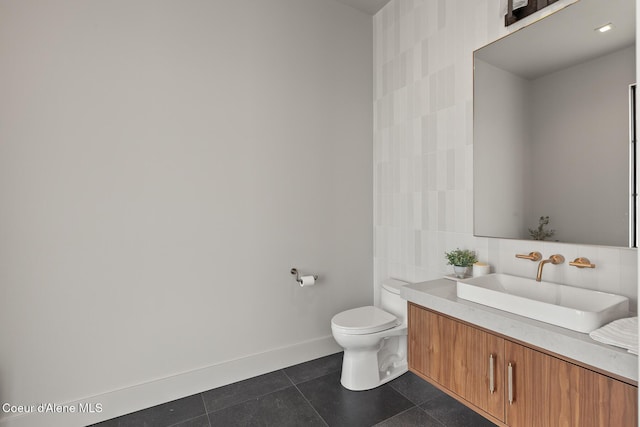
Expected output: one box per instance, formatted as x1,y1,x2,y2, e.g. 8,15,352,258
595,23,613,33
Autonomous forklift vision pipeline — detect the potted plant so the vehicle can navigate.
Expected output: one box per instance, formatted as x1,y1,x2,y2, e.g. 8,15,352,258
528,215,555,241
445,248,478,278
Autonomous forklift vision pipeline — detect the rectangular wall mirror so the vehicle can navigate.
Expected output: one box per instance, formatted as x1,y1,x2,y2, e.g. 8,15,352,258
474,0,636,247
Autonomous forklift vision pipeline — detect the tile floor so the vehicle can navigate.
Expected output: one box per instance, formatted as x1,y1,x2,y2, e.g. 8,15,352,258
91,352,497,427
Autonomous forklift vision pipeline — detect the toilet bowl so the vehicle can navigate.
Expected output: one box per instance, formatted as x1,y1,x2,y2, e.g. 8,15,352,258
331,278,409,391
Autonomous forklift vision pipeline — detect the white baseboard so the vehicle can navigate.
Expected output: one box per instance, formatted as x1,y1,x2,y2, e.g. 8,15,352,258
0,336,341,427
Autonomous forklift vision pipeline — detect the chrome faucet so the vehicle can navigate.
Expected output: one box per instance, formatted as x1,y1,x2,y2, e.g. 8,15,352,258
536,254,564,282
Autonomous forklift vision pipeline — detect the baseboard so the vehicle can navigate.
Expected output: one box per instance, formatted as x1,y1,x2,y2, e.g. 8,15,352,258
0,336,341,427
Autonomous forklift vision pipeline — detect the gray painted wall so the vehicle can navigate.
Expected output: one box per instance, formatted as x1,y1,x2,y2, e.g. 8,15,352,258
529,45,635,246
474,59,531,239
474,45,635,245
0,1,372,425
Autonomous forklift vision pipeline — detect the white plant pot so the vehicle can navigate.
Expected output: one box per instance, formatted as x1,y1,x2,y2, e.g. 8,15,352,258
453,266,469,279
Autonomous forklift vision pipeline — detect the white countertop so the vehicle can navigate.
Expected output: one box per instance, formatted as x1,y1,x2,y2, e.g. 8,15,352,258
401,278,638,383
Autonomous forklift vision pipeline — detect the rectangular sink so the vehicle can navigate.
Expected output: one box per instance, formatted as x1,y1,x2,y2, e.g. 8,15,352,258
456,273,629,333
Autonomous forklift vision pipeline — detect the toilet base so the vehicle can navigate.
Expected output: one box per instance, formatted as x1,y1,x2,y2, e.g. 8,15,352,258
339,334,408,391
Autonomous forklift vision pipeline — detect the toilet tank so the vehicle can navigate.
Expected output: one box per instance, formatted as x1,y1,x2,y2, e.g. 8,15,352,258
380,278,409,322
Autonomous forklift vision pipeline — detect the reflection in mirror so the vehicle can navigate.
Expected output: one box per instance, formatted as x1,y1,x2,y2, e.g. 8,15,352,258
474,0,636,247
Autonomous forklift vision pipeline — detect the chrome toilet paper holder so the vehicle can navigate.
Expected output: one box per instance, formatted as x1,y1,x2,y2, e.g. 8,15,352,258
290,268,318,284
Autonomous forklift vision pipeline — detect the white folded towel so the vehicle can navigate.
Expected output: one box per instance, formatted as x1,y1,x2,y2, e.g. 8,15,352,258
589,317,638,355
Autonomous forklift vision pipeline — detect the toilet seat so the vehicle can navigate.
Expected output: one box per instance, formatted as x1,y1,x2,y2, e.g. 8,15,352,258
331,306,399,335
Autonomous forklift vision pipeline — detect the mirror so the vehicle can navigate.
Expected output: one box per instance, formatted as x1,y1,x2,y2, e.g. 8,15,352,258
474,0,636,247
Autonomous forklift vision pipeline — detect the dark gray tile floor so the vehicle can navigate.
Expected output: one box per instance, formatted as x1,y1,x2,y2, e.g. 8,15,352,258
91,352,497,427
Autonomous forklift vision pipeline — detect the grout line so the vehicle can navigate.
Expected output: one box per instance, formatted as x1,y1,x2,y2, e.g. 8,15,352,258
201,371,294,416
280,368,297,387
386,374,421,404
292,382,329,427
163,395,212,427
166,413,211,427
280,353,344,387
372,405,446,427
388,372,442,407
201,393,213,427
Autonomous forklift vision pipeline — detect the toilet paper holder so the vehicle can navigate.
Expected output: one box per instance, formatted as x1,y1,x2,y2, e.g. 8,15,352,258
290,268,318,284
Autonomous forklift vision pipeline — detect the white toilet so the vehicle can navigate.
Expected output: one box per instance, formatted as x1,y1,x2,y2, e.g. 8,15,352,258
330,278,409,391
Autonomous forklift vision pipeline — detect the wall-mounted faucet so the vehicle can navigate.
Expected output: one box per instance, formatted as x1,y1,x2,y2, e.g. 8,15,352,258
536,254,564,282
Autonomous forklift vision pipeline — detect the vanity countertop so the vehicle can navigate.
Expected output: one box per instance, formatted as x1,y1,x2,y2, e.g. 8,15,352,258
401,278,638,384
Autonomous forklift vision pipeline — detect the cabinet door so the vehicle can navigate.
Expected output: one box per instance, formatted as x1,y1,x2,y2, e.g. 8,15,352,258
505,341,638,427
460,319,505,420
408,304,505,420
408,304,448,384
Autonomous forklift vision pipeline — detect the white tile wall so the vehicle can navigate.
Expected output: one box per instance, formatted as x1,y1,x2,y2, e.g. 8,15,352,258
373,0,638,309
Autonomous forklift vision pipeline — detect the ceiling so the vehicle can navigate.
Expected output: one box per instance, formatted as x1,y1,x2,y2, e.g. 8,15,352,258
333,0,392,15
476,0,635,80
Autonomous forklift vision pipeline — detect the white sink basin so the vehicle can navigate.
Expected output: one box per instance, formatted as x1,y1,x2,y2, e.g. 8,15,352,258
456,273,629,333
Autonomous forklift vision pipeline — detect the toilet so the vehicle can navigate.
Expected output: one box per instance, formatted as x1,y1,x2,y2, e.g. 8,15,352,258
331,278,409,391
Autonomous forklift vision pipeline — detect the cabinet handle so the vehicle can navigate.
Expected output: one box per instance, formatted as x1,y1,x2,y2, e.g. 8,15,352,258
489,354,495,393
508,362,514,404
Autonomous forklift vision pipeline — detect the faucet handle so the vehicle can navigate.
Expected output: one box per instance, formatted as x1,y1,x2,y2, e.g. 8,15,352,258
569,257,595,268
515,251,542,262
548,254,565,265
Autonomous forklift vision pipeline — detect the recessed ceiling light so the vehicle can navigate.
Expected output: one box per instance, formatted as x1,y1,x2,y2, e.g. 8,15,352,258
595,23,613,33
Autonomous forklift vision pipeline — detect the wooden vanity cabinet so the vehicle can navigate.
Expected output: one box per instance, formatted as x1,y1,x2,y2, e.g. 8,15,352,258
408,305,505,420
505,341,638,426
408,303,638,427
